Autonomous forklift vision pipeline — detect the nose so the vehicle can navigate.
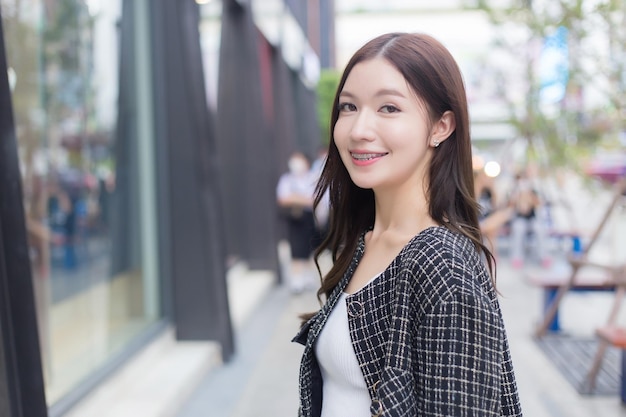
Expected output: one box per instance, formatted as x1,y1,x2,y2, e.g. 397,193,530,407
349,108,376,142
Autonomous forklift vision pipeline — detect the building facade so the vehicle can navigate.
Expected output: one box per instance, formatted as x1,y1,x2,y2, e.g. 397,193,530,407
0,0,334,415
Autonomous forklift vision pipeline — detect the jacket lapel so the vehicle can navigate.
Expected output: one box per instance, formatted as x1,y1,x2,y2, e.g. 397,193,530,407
293,234,367,348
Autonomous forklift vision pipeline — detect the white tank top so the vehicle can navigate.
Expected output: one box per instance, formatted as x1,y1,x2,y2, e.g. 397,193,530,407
314,274,382,416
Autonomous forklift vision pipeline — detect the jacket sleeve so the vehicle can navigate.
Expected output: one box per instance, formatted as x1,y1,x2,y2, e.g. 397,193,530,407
414,288,504,416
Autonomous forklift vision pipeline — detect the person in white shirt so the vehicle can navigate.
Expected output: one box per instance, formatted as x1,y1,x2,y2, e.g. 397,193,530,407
276,151,318,293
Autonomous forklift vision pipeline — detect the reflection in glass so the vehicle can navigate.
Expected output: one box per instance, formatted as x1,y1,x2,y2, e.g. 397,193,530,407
2,0,160,405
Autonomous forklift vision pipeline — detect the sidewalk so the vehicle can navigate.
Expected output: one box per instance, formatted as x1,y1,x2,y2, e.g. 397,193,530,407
176,284,315,417
177,248,626,417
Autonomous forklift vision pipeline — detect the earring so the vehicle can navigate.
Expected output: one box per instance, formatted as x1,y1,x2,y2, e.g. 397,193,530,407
433,141,440,148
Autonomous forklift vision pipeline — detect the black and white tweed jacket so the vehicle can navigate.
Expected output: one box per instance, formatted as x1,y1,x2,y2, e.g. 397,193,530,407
293,226,522,417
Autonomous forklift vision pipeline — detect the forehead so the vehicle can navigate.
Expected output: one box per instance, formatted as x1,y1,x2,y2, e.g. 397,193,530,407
342,58,409,94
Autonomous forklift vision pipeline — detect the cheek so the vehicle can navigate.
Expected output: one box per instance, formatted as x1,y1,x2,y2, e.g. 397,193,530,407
395,123,430,148
332,125,352,166
333,122,349,148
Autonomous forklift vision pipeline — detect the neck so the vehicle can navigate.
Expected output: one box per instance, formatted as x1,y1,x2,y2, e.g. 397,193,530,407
370,183,436,240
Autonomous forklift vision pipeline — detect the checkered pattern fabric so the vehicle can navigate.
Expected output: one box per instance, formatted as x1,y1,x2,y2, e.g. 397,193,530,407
293,226,522,417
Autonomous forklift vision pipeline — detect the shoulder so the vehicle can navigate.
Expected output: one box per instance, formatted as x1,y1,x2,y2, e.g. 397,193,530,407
398,226,491,302
403,226,479,267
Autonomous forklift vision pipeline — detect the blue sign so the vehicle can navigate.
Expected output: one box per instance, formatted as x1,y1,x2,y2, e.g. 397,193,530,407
539,26,569,106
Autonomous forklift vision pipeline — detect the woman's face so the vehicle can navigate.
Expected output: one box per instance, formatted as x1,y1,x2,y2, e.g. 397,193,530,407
333,58,434,194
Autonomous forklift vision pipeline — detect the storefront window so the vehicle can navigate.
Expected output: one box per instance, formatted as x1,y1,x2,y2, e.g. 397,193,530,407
1,0,161,406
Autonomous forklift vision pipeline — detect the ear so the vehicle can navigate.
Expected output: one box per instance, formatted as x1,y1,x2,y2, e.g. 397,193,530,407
430,110,455,148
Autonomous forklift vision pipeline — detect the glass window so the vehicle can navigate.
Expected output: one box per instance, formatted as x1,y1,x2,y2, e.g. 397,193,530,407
1,0,161,406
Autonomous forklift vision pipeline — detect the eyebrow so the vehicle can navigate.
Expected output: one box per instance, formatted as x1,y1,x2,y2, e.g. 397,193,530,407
339,88,407,99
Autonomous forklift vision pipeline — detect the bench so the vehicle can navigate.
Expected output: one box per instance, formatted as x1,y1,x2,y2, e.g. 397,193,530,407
595,326,626,403
526,267,615,332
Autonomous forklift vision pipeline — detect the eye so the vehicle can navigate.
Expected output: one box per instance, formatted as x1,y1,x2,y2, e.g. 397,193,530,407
337,102,356,112
380,105,400,114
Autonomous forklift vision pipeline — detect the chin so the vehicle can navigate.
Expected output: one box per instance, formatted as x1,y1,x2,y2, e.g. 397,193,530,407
350,178,377,190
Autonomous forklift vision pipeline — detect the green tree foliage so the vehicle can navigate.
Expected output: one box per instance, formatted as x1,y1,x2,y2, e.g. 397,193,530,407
43,0,94,127
474,0,626,171
316,68,341,145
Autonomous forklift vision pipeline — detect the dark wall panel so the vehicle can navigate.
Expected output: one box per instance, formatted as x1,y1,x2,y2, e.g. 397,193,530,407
0,10,48,417
271,50,298,176
319,0,336,68
110,0,140,278
217,1,279,271
285,0,307,34
294,76,321,158
150,0,234,358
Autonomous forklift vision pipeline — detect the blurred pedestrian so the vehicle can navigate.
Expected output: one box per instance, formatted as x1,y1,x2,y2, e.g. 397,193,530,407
276,151,317,293
508,170,551,269
475,167,513,260
293,32,522,416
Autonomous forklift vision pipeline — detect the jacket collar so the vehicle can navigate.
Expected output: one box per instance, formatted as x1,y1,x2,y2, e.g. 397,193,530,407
292,232,367,346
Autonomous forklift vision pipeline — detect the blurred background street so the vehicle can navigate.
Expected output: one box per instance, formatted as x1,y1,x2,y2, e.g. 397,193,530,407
1,1,625,416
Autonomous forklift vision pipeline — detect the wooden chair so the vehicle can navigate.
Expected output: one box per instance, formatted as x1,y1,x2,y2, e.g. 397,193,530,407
534,177,626,337
585,322,626,399
533,177,626,393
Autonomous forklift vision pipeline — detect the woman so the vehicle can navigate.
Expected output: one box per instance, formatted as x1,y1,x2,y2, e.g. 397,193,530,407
292,33,522,416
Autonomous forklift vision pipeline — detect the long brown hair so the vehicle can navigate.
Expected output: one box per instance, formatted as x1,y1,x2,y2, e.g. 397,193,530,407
311,32,493,309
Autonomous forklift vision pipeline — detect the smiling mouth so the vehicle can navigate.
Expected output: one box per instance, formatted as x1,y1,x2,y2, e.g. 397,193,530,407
350,152,388,161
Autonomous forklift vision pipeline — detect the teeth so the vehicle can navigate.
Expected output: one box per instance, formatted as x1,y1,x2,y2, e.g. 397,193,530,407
351,153,385,160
